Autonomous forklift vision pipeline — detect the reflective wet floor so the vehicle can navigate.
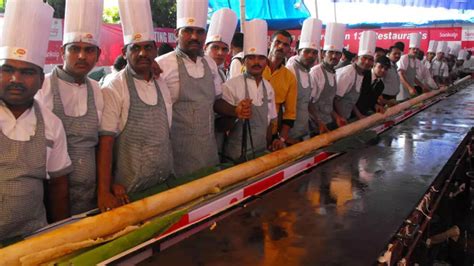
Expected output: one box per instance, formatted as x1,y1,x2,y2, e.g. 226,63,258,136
140,86,474,266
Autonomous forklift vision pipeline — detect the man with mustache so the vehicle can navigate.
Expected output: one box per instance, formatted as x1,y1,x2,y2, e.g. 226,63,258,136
35,0,104,215
334,31,377,122
157,0,222,177
97,0,173,212
262,30,298,146
0,0,72,241
309,22,346,133
285,18,321,140
214,20,284,161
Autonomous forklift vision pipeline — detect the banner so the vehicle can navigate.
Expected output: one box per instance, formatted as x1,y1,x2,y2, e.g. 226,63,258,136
42,19,176,66
271,27,466,54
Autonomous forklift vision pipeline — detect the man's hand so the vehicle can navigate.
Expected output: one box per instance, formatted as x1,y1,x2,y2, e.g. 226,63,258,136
408,86,417,97
269,139,285,151
112,183,130,206
98,183,129,213
235,99,252,119
335,115,347,128
98,191,121,212
375,103,386,114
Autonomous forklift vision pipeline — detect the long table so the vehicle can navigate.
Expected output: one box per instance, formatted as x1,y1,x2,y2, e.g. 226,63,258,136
131,84,474,266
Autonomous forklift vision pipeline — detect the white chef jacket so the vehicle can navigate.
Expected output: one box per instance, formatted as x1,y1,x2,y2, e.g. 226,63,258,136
228,51,244,79
336,64,364,97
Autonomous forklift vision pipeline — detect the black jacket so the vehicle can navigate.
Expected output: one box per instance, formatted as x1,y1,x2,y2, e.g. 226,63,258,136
356,70,384,116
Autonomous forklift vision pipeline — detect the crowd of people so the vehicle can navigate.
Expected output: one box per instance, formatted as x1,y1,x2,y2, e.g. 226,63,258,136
0,0,472,243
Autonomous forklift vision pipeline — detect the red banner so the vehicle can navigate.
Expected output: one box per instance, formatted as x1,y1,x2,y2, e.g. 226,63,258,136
271,27,465,54
44,22,176,66
0,15,465,66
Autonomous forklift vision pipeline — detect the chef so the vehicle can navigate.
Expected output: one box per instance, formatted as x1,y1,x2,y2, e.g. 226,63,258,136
309,22,346,132
422,40,437,75
286,18,322,141
0,0,72,241
431,41,450,85
204,8,237,83
35,0,104,215
157,0,222,177
334,30,376,121
397,33,426,100
214,20,284,161
97,0,173,212
380,45,402,107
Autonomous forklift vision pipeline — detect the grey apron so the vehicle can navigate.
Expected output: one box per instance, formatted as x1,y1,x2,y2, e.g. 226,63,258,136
113,67,173,194
0,102,48,240
398,57,417,101
51,67,98,215
171,50,219,177
289,62,312,139
218,67,226,83
215,67,227,155
338,64,360,120
432,59,445,77
313,64,337,125
224,74,269,161
382,61,400,97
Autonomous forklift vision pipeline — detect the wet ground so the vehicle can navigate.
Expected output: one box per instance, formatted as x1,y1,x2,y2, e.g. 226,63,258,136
140,86,474,266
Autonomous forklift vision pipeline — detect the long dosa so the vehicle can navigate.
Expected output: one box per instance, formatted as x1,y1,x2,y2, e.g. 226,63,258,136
0,87,450,265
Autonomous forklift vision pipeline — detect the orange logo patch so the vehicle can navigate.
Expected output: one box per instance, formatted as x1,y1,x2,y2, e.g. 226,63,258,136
15,48,26,56
133,33,142,41
187,18,195,24
85,33,93,39
249,47,256,53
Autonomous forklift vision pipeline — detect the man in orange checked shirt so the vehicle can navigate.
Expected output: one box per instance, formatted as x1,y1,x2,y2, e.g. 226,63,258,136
263,30,298,145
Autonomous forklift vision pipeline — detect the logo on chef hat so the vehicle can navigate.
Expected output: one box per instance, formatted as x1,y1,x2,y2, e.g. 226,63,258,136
133,33,142,41
249,47,256,53
329,45,335,49
211,35,221,42
310,43,317,48
14,48,27,57
85,33,94,39
187,18,195,25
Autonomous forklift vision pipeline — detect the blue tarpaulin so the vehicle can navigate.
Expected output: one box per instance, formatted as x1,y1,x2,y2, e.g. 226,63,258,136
208,0,310,29
333,0,474,11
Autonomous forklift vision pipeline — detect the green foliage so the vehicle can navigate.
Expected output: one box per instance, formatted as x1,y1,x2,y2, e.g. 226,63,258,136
151,0,176,28
0,0,5,13
103,6,120,24
1,0,177,27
